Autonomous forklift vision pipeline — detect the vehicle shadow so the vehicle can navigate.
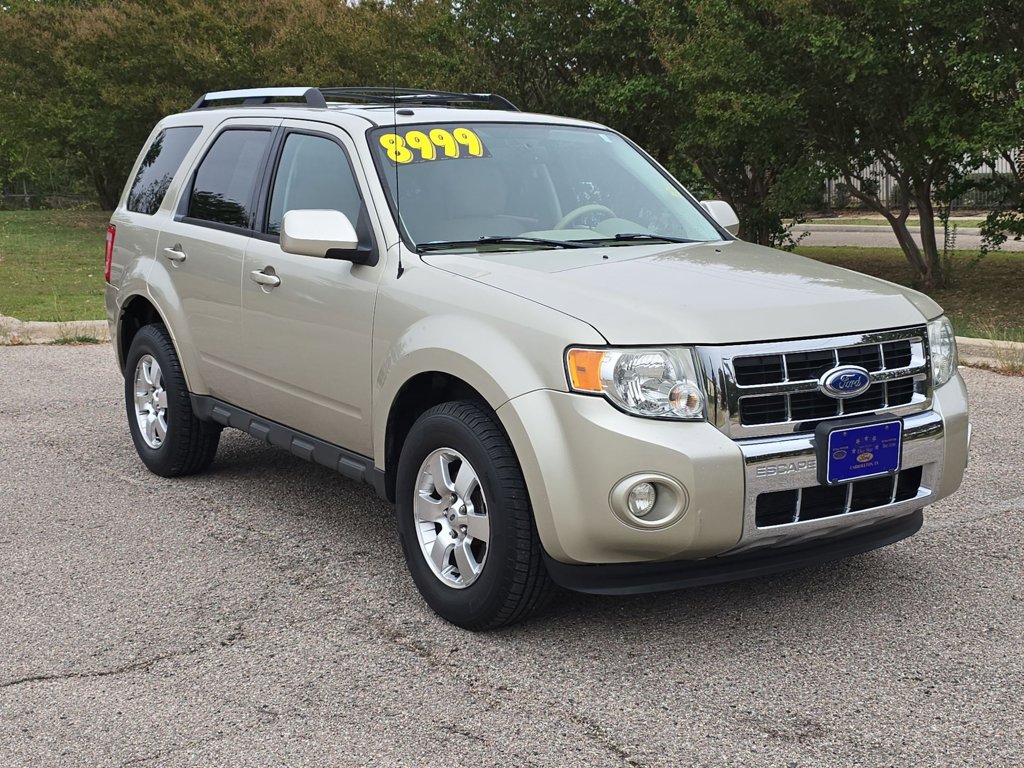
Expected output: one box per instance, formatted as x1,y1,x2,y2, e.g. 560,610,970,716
197,429,944,649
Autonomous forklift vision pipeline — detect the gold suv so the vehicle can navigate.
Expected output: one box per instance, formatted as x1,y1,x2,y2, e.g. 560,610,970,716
105,87,969,629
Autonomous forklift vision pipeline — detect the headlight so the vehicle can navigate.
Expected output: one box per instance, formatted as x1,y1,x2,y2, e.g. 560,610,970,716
565,346,706,420
927,316,958,387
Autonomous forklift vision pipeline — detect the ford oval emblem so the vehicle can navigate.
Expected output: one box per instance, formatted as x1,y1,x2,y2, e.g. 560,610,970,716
819,365,872,399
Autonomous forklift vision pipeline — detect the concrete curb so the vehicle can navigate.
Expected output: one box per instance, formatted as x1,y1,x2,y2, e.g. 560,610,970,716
0,314,110,345
0,315,1019,371
955,336,1024,370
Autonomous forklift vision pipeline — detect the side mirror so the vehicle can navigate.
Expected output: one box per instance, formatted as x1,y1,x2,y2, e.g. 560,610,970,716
700,200,740,236
280,209,372,263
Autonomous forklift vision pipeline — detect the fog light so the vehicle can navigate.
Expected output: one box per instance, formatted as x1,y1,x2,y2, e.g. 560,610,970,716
609,473,689,529
627,482,657,517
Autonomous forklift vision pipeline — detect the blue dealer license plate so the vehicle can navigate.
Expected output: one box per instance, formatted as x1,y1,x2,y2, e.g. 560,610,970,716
823,420,903,485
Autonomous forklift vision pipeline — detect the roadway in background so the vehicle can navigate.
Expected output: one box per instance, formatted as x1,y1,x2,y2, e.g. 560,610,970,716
801,222,1024,251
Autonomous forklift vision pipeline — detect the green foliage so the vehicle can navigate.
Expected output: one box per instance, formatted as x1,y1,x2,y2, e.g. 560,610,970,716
792,0,1023,288
0,0,1020,266
649,0,824,246
0,0,464,209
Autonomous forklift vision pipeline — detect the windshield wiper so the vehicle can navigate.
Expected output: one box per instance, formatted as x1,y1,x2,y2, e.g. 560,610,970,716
584,233,704,245
417,236,590,253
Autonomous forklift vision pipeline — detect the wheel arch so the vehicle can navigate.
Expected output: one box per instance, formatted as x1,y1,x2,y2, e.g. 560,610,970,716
381,371,490,502
116,294,166,372
116,281,206,394
373,310,598,503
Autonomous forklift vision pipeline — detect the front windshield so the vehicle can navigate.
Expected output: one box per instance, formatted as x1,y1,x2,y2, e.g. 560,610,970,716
369,122,724,250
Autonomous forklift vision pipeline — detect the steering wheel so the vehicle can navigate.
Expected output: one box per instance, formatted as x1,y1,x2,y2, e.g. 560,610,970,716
555,204,616,230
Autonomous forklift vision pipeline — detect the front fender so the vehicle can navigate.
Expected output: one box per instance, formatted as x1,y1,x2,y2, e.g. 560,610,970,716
371,264,604,463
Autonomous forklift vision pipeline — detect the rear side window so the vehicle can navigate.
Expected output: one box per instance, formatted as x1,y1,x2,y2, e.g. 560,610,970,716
126,126,202,215
187,129,272,229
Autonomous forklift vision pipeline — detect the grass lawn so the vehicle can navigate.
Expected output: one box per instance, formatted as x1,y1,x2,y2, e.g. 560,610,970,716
0,211,1020,343
0,209,109,322
796,246,1024,341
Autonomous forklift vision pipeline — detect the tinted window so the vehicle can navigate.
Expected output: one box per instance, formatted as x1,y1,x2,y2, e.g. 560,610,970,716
188,129,271,228
127,126,201,215
267,133,364,236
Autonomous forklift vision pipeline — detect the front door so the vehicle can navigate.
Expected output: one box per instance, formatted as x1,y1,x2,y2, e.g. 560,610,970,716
240,124,384,457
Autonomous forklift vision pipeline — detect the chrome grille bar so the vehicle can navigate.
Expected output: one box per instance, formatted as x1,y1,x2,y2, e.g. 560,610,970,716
697,326,932,439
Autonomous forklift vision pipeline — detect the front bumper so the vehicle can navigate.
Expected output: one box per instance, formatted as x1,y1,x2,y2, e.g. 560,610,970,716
543,509,923,595
497,371,968,572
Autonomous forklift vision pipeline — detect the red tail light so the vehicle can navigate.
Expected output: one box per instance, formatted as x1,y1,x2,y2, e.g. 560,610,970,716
104,224,116,283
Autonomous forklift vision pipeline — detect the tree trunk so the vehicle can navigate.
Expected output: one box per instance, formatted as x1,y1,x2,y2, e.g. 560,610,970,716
841,177,935,289
912,182,941,289
92,170,119,211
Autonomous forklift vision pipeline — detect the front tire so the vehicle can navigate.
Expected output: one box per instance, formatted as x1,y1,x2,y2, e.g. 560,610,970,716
124,324,220,477
396,400,552,630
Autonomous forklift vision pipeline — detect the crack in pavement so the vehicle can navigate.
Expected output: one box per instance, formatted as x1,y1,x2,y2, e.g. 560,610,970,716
0,646,202,691
568,711,646,767
115,704,282,767
0,591,271,692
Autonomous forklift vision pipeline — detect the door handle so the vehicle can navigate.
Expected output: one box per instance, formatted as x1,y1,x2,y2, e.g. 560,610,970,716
250,269,281,288
162,246,187,263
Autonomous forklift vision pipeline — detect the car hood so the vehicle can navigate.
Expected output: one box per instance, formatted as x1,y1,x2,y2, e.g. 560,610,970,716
420,240,942,345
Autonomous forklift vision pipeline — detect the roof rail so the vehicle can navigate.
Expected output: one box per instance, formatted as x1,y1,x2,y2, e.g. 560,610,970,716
190,87,328,111
188,87,520,112
318,87,520,111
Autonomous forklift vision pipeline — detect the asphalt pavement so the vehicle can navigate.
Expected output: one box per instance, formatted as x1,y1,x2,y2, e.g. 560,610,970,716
1,344,1022,767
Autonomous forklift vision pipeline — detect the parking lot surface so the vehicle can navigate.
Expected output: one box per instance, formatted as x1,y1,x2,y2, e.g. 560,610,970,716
1,344,1021,767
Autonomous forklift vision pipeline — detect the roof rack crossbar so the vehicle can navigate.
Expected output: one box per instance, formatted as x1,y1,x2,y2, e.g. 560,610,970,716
190,87,328,111
318,87,519,111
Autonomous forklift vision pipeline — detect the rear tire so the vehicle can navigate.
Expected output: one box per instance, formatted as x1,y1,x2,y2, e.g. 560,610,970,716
396,400,552,630
124,324,220,477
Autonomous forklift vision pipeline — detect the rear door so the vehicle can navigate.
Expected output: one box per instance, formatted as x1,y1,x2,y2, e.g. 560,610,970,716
155,120,278,402
240,121,385,457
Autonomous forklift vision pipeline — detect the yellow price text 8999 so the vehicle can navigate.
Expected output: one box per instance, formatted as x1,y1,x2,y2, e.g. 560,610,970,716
378,128,485,164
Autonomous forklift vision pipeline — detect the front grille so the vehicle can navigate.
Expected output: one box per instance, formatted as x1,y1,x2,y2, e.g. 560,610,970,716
702,327,931,438
755,466,924,527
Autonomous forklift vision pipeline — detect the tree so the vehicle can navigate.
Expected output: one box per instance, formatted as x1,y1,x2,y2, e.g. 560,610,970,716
0,0,464,209
944,1,1024,253
648,0,823,246
793,0,1005,288
457,0,820,246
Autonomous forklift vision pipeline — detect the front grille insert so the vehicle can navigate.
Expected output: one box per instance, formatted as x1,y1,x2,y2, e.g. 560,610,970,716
755,466,924,527
739,379,915,425
727,331,927,432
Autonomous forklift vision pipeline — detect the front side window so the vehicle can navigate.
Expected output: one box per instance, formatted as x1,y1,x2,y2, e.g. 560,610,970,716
369,122,724,250
187,129,272,228
267,133,364,237
127,126,201,215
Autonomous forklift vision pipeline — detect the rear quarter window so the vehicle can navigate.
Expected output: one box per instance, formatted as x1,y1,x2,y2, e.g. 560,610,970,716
127,126,202,215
